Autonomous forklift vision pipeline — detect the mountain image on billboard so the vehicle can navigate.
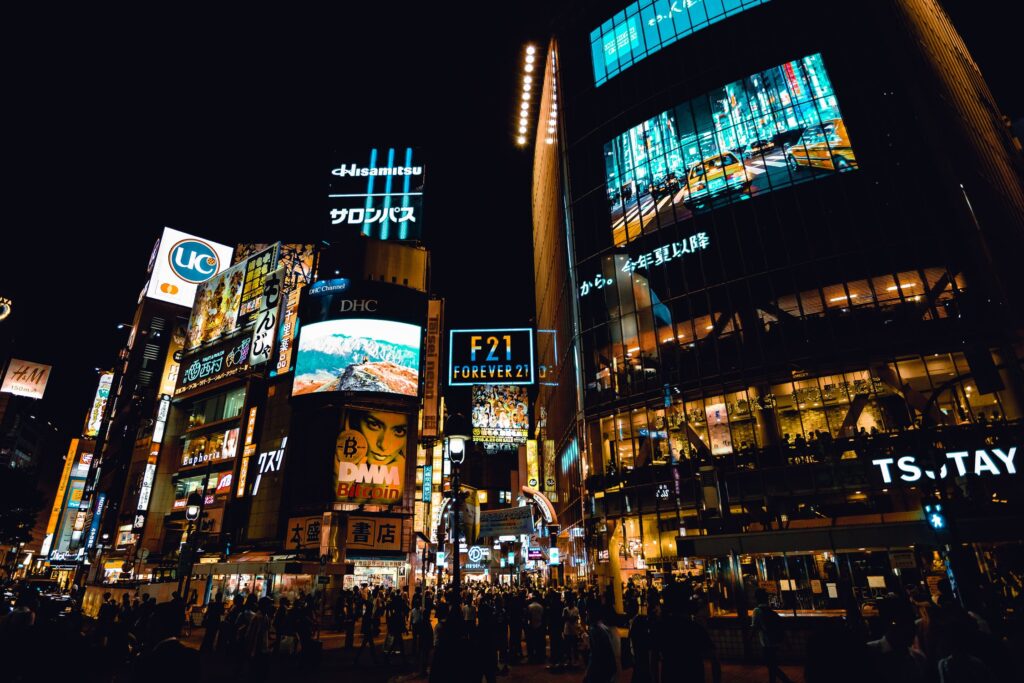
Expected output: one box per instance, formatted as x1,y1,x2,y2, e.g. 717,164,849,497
294,319,421,397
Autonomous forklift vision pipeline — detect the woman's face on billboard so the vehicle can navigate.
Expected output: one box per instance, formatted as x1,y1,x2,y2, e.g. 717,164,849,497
356,411,407,466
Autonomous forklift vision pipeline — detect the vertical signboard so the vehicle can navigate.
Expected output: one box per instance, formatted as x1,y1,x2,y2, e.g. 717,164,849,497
422,299,443,438
250,267,284,366
42,439,81,556
84,372,113,437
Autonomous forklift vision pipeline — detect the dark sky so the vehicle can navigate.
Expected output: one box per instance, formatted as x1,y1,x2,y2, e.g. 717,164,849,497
1,3,1017,472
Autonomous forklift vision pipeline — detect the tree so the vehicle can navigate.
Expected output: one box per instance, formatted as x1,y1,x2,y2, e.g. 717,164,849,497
0,466,44,547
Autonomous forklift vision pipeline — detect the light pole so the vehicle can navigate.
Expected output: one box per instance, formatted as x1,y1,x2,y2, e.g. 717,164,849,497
177,491,203,601
444,413,471,606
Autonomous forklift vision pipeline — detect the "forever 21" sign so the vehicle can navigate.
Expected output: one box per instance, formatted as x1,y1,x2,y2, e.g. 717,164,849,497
448,328,535,387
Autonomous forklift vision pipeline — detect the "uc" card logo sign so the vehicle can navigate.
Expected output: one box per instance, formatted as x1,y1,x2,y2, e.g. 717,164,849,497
169,239,220,283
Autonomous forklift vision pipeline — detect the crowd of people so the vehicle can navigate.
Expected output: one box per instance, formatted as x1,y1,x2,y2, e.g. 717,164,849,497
1,572,1020,682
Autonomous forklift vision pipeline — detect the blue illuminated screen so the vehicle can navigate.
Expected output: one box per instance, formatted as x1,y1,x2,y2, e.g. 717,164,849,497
590,0,770,86
604,53,858,246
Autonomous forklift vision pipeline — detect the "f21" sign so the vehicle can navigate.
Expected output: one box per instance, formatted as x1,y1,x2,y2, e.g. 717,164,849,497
448,329,534,386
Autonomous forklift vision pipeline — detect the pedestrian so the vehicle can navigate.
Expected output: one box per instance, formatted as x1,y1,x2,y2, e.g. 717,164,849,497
751,588,792,683
563,592,582,668
526,593,545,664
354,597,380,664
128,602,200,683
583,605,617,683
200,592,224,652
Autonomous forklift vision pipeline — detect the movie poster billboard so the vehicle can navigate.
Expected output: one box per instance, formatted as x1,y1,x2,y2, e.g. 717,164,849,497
335,408,410,506
328,147,425,242
293,280,426,398
472,385,529,445
185,244,279,350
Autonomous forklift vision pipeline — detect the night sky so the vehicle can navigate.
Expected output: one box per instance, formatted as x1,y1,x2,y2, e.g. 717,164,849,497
1,3,1018,478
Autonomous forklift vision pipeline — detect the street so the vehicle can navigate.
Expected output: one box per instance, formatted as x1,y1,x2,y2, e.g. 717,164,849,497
179,624,804,683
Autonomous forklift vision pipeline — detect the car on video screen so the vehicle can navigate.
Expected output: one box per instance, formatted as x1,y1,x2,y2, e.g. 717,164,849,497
786,118,857,172
650,172,681,200
681,152,754,208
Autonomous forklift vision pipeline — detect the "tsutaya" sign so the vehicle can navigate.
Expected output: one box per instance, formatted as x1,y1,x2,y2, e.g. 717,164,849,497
872,447,1017,483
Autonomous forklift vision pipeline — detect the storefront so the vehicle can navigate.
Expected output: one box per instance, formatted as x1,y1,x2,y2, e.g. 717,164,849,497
191,553,341,604
345,558,408,590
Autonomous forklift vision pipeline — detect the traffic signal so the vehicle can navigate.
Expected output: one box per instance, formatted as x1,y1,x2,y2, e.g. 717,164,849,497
924,502,946,530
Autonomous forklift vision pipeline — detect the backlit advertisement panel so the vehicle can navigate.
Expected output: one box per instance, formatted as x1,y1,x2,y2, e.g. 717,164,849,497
335,408,409,505
328,147,425,241
185,244,279,350
591,0,770,86
175,336,251,396
1,358,51,399
145,227,234,308
158,325,186,397
228,243,316,375
84,372,113,438
449,329,535,386
293,280,426,398
605,53,857,246
472,385,529,445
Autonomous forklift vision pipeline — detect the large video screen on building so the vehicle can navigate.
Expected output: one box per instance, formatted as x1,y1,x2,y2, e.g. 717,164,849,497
472,385,529,445
605,53,857,246
591,0,769,86
293,280,426,398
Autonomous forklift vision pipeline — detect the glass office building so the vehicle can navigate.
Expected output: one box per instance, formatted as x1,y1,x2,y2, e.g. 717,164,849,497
533,0,1024,645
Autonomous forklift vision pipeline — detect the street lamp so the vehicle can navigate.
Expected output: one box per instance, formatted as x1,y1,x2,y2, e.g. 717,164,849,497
444,413,471,605
178,491,203,602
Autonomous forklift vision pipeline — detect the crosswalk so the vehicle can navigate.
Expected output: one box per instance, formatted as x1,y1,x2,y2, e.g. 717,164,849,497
611,151,791,244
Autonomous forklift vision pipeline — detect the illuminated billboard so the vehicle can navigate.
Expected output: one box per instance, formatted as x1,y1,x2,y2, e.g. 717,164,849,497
1,358,52,399
335,408,410,505
84,372,113,437
293,280,426,398
449,329,535,386
185,244,279,351
328,147,425,241
472,385,529,445
145,227,234,308
591,0,770,86
605,53,857,246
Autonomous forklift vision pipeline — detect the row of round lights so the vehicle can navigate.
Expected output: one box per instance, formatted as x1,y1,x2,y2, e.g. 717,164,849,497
516,45,537,146
545,50,558,145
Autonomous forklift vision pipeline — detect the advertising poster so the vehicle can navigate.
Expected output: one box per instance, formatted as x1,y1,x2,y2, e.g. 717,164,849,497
335,408,410,505
176,336,251,396
479,506,535,537
704,402,733,456
328,147,425,242
250,267,284,366
185,244,278,350
1,358,52,399
472,385,529,445
84,372,113,437
145,227,234,308
158,326,186,397
449,328,535,386
294,280,426,398
604,53,857,246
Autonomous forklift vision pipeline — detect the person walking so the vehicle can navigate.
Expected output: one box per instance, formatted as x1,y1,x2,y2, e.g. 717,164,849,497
354,598,380,665
583,605,617,683
752,589,793,683
200,592,224,652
